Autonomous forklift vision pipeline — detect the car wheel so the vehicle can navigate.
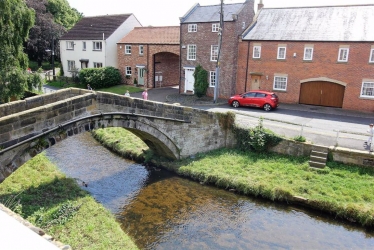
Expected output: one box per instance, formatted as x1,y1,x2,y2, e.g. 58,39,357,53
232,100,240,108
263,103,272,111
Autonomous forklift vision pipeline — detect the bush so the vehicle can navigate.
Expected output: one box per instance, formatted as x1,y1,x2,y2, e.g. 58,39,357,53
234,117,282,152
293,135,306,142
79,67,121,89
193,64,209,97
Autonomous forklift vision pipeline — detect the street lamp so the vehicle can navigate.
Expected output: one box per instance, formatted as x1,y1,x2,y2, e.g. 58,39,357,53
46,35,55,81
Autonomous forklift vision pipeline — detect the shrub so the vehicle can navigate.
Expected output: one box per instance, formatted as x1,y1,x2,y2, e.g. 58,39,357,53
193,64,209,97
79,67,121,89
293,135,306,142
234,117,282,152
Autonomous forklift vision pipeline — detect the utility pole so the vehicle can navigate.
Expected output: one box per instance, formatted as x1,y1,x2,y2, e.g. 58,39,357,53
214,0,224,103
51,34,55,81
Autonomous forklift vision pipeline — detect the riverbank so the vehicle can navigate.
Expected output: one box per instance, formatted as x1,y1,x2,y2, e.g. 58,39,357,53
0,153,138,250
92,127,374,228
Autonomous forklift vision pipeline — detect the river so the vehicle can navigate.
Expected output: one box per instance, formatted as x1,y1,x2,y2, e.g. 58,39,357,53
45,132,374,250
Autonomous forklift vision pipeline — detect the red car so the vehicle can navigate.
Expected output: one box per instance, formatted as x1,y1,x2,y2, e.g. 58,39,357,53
228,90,279,111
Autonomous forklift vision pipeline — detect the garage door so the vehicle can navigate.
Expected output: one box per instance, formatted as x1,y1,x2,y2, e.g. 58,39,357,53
299,81,345,108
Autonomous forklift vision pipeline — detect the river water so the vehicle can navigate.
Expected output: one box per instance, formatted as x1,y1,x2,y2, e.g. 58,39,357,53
45,133,374,250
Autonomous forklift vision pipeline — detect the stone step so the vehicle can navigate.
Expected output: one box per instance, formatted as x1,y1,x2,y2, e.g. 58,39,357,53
311,145,328,153
309,160,326,169
311,150,328,158
310,155,327,164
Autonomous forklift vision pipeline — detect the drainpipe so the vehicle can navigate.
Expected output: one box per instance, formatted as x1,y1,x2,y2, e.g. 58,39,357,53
244,41,250,92
147,45,150,88
153,54,156,88
179,23,182,94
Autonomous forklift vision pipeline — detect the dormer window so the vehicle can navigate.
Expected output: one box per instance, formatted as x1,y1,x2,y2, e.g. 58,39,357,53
188,24,197,32
66,41,74,50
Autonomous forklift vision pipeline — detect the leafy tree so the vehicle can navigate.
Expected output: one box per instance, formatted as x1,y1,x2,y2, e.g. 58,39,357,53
47,0,83,30
0,0,35,102
193,64,209,97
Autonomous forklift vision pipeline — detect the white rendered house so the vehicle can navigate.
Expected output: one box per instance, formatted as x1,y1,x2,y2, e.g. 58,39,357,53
60,14,141,77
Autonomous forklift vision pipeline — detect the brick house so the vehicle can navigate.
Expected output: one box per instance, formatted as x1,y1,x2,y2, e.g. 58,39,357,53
179,0,255,97
117,26,180,88
60,14,141,78
237,5,374,111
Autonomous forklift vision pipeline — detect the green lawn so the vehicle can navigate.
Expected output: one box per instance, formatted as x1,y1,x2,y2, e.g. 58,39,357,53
92,127,374,227
0,153,138,250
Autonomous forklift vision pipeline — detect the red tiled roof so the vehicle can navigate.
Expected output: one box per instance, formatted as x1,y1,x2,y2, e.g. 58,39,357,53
60,14,132,40
118,26,180,44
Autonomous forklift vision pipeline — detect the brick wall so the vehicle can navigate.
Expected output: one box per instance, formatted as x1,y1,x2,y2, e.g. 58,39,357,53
117,44,179,88
236,40,374,111
180,0,255,98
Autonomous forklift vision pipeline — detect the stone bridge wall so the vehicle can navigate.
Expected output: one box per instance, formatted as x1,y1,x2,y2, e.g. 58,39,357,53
0,88,235,182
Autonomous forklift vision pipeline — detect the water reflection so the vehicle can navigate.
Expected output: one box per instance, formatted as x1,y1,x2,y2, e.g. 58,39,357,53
45,133,374,250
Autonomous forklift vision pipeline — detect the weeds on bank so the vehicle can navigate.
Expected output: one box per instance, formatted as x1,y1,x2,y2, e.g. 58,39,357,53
0,153,138,250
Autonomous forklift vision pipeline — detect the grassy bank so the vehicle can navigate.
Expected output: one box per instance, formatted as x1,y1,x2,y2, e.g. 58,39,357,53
0,153,138,250
92,127,374,227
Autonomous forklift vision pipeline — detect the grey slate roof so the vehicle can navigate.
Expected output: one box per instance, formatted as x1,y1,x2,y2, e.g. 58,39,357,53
181,3,245,23
60,14,131,40
243,5,374,41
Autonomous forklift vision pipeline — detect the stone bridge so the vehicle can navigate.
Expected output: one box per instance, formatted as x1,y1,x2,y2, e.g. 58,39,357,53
0,88,235,182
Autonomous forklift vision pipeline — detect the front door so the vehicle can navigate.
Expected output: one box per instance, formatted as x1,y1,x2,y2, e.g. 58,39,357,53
184,68,195,93
137,68,145,86
251,76,261,90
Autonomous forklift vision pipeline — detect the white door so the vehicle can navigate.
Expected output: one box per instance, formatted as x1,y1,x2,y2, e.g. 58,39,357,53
184,68,195,93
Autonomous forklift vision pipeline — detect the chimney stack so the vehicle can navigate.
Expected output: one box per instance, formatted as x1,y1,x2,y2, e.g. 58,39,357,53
258,0,264,11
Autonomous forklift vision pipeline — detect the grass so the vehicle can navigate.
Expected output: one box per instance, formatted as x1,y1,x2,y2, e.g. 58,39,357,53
92,127,374,227
45,80,143,95
0,152,138,250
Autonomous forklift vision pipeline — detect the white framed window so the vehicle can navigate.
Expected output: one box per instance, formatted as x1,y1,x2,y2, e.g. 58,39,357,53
212,23,219,32
82,41,86,51
277,47,286,59
126,66,132,75
369,49,374,63
139,45,144,55
66,41,74,50
304,47,313,60
93,62,102,68
209,71,216,87
360,82,374,98
67,60,75,71
210,45,218,61
187,44,196,60
338,48,349,62
253,46,261,59
188,24,197,32
93,41,102,51
125,45,131,54
273,76,287,91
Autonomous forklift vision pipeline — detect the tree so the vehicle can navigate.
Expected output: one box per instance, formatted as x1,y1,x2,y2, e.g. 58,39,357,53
193,65,209,98
0,0,35,102
47,0,83,30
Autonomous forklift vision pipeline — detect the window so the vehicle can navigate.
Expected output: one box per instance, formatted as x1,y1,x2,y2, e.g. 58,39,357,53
188,24,197,32
361,82,374,98
209,71,216,87
93,41,102,51
187,44,196,60
139,45,144,55
253,46,261,58
277,47,286,59
82,41,86,51
273,76,287,91
93,62,102,68
125,45,131,54
66,41,74,50
67,60,75,71
338,48,349,62
369,49,374,63
126,66,132,75
304,47,313,60
211,45,218,61
212,23,219,32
